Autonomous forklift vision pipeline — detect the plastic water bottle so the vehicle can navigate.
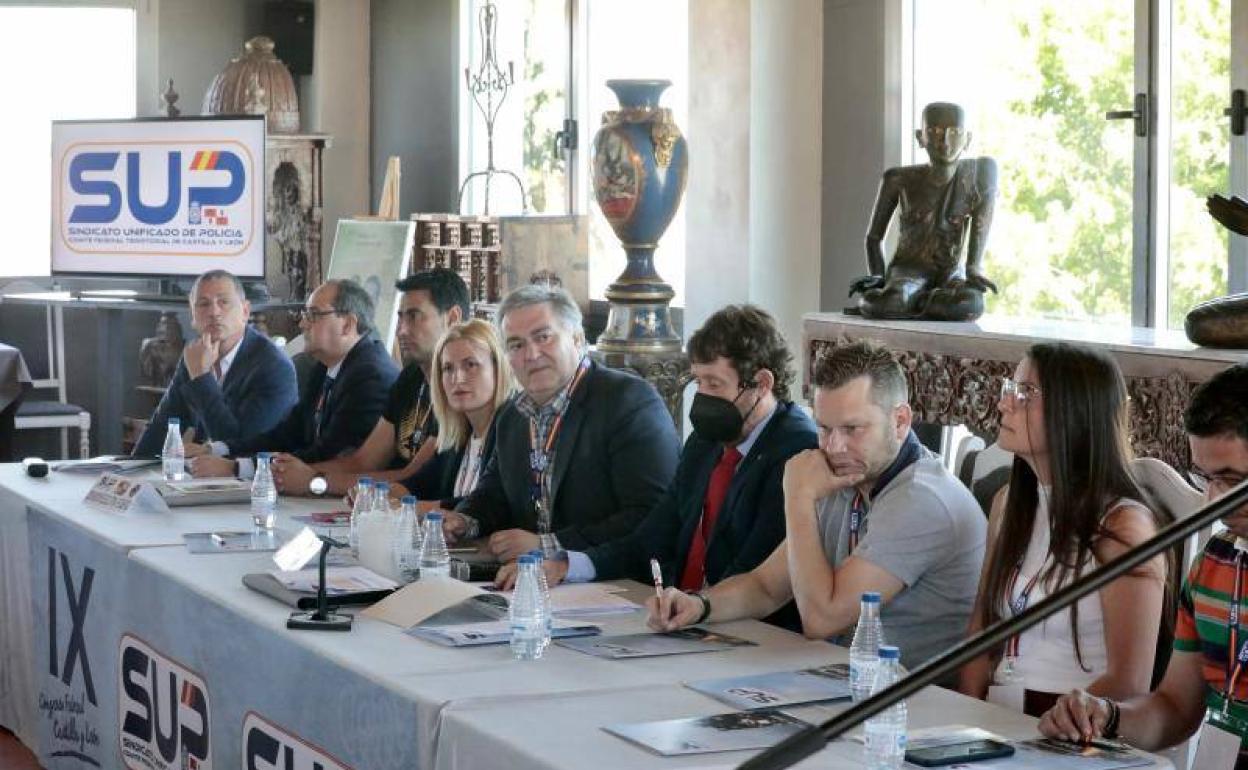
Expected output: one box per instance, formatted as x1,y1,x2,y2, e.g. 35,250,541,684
162,418,185,481
372,482,391,514
357,491,397,580
863,645,907,769
394,496,421,583
419,512,451,579
849,591,885,702
349,478,373,554
250,453,277,530
528,549,554,649
510,555,549,660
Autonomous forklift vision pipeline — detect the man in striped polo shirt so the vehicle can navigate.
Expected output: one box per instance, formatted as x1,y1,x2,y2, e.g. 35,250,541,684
1040,363,1248,768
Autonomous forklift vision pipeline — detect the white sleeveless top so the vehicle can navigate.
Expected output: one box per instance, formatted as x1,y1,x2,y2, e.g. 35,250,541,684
991,488,1137,695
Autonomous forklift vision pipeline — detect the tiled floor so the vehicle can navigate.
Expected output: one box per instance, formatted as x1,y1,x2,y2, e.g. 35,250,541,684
0,727,40,770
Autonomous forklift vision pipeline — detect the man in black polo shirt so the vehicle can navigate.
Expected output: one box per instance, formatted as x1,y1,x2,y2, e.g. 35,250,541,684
272,269,470,496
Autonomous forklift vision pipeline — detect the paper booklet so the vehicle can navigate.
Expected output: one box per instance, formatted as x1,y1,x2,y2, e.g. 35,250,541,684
556,627,756,659
686,663,850,710
52,455,160,474
482,583,641,618
405,618,600,647
269,565,398,595
602,709,809,756
184,530,286,554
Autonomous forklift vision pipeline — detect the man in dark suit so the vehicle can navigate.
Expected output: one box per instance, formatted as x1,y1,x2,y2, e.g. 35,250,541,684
444,285,680,562
188,279,399,478
270,268,470,497
135,270,297,457
495,305,817,594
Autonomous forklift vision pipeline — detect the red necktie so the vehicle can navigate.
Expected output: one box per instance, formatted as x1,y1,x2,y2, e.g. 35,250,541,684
679,446,742,591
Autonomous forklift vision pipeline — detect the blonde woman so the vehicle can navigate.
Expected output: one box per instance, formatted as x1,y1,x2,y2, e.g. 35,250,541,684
392,319,514,507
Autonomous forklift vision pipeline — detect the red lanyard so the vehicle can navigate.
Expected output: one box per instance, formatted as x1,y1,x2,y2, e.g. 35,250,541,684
1225,552,1248,705
527,361,590,500
1005,561,1044,659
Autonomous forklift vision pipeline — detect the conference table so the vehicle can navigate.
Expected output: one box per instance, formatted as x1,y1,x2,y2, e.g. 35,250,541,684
0,464,1175,770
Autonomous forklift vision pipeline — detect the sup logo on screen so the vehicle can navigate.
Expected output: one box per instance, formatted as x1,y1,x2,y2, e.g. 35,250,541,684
118,634,211,770
66,147,245,225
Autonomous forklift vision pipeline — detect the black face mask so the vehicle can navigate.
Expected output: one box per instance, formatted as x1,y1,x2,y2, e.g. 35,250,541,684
690,387,760,444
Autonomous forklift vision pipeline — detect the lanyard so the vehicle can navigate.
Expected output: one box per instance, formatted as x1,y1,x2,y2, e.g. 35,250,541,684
405,383,432,453
527,361,590,518
1225,552,1248,711
848,493,867,552
1005,561,1045,659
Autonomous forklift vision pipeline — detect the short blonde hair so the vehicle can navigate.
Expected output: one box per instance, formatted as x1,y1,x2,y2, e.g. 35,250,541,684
431,319,516,452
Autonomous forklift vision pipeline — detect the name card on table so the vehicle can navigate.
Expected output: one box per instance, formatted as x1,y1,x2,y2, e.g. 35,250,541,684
83,472,170,514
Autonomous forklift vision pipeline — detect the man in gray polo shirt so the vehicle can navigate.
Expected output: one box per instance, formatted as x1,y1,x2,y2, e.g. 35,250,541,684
648,340,985,672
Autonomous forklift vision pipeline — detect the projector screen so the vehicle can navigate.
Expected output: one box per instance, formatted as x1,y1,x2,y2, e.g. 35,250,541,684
51,116,266,278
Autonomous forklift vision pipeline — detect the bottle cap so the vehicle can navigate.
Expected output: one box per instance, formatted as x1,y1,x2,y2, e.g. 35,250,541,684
861,591,881,603
878,645,900,660
375,482,390,492
528,549,544,560
425,512,443,522
401,495,417,504
357,478,373,487
257,451,271,460
168,417,180,425
518,554,537,566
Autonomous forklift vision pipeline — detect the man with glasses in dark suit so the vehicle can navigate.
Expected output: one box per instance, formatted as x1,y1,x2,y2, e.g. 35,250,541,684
188,279,399,479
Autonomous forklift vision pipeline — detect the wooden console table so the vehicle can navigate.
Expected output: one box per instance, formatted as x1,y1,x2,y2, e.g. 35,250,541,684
803,313,1244,470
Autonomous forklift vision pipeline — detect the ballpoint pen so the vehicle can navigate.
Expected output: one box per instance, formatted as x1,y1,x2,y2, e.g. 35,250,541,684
650,558,664,602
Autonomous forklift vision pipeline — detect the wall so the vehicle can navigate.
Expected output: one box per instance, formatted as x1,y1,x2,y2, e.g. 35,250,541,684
156,0,267,117
306,0,372,229
820,0,893,313
370,0,460,216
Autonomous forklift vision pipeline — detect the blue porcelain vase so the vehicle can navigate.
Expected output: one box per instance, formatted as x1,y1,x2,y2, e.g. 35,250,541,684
593,79,687,353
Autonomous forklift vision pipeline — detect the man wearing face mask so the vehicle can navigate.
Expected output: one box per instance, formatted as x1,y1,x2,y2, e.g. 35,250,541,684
494,305,817,601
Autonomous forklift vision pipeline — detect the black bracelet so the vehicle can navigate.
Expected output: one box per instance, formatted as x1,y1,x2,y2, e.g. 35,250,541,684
1101,697,1121,739
693,592,712,624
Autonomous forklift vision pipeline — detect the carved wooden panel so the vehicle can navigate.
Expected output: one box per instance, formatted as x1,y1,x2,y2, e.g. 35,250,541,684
808,337,1198,470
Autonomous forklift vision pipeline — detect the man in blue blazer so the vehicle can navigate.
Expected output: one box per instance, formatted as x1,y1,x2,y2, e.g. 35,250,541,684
445,285,680,561
135,270,297,457
188,279,399,478
496,305,817,596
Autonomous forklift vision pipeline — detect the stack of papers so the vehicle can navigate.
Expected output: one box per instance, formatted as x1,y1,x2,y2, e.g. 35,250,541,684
270,566,397,595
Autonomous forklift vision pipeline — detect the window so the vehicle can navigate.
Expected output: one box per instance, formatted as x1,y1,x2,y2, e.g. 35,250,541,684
458,0,690,306
458,0,571,216
0,6,137,277
911,0,1239,329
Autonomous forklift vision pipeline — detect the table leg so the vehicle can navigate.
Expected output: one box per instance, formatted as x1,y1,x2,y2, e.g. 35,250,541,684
94,309,123,454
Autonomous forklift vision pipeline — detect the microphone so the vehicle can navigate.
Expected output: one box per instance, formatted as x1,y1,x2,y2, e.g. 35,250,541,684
22,457,48,478
738,480,1248,770
287,534,353,631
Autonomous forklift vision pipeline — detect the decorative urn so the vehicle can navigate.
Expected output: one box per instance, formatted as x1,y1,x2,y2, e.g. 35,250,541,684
203,36,300,134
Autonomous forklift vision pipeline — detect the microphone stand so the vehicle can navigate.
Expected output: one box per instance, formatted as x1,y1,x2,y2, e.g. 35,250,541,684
739,480,1248,770
287,534,353,631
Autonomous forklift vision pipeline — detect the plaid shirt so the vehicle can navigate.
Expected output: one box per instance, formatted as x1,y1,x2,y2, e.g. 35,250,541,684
512,356,591,555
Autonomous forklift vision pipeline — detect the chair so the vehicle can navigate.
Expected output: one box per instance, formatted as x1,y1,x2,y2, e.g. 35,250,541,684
13,304,90,459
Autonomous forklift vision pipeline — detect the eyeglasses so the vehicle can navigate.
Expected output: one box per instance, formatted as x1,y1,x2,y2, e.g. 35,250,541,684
1000,378,1042,407
297,307,343,323
1187,468,1248,494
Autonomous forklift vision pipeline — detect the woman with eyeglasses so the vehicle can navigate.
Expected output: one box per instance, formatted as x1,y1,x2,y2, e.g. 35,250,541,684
958,342,1172,717
390,319,515,511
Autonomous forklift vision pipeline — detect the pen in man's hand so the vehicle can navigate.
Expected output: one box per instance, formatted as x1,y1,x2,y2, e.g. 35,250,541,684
650,558,664,602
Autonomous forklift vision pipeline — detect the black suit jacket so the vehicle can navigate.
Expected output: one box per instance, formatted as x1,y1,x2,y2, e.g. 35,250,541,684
586,400,818,586
230,333,399,463
457,361,680,551
135,327,298,457
400,416,498,509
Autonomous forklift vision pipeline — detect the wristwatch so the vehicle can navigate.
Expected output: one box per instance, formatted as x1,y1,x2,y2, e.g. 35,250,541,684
308,473,328,496
1100,697,1121,739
